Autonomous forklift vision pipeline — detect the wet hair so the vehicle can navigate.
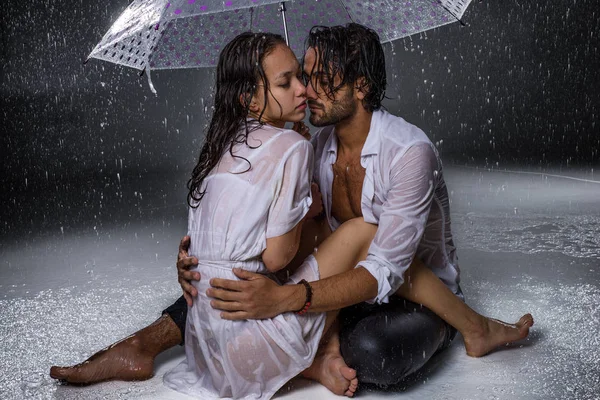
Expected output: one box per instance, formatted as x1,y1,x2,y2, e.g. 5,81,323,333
187,32,286,207
304,23,386,112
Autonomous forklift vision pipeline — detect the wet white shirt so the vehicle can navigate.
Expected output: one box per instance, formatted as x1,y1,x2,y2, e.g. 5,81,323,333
311,110,462,304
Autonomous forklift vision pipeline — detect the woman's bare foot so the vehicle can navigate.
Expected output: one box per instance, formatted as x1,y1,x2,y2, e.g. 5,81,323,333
302,351,358,397
50,335,155,384
463,314,534,357
49,314,181,384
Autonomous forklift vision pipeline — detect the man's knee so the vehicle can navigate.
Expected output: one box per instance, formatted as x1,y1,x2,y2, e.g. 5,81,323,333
162,296,188,345
339,302,449,386
340,314,415,385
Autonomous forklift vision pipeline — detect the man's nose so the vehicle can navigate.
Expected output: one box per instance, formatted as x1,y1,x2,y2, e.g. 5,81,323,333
305,82,317,99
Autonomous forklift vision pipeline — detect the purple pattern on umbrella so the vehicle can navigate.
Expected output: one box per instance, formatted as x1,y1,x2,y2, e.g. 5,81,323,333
89,0,469,70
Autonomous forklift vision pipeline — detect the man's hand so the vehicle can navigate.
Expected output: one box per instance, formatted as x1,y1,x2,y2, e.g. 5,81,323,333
177,236,200,306
207,268,293,320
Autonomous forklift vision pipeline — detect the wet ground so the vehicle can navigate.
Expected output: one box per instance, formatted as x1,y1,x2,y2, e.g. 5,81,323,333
1,166,599,399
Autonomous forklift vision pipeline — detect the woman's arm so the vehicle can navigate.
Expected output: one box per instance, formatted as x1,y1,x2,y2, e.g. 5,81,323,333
262,218,306,273
262,183,323,273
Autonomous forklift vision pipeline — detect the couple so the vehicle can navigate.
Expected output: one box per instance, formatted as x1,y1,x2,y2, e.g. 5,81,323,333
50,23,533,399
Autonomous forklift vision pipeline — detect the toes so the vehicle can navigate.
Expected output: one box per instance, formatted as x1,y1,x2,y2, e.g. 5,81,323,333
340,366,357,381
526,314,534,326
519,314,534,326
517,314,534,330
343,376,359,397
49,366,71,380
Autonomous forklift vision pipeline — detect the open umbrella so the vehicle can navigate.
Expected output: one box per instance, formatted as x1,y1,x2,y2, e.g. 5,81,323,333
88,0,472,91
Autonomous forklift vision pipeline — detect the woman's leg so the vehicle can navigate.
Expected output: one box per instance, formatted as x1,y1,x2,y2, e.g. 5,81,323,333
305,217,533,359
396,258,534,357
299,218,377,397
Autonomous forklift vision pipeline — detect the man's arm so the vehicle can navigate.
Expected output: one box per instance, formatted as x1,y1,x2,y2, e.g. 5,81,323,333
207,266,378,320
207,143,438,318
357,142,438,304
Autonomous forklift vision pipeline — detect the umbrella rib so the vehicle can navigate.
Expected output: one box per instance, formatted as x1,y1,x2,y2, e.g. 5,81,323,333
439,0,471,23
143,0,172,73
334,0,354,23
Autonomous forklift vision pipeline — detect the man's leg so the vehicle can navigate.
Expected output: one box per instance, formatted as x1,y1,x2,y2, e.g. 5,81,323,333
338,298,454,386
49,297,186,384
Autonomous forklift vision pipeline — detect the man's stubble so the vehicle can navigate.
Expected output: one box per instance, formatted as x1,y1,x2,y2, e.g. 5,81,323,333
309,88,357,128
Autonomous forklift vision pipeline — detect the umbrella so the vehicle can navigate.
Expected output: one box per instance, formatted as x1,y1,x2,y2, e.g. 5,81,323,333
87,0,473,91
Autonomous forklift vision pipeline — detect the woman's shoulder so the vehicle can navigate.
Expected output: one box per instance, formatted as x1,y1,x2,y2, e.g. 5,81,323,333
251,124,311,154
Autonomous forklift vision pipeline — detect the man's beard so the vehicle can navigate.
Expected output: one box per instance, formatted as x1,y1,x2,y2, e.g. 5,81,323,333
309,89,357,127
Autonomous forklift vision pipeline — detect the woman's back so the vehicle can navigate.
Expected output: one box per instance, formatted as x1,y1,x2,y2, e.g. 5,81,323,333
187,123,313,273
164,123,324,400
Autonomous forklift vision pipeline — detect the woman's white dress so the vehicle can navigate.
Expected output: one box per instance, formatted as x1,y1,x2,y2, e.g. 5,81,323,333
163,124,326,399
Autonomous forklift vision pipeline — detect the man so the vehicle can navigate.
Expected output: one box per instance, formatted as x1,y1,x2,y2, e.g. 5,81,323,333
51,23,532,393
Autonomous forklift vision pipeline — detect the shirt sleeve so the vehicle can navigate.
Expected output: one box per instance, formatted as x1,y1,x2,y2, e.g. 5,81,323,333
266,139,314,238
357,142,439,304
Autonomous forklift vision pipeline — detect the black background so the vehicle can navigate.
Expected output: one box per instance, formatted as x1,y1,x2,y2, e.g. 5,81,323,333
1,0,599,237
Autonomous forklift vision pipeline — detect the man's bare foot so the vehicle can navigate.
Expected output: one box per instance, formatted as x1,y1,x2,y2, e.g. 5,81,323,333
302,352,358,397
464,314,534,357
50,334,155,384
50,314,182,384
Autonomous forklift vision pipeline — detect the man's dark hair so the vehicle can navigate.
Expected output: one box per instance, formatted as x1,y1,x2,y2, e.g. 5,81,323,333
305,23,387,112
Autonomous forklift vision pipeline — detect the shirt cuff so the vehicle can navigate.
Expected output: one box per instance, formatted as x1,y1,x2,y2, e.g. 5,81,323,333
266,196,312,238
356,258,405,304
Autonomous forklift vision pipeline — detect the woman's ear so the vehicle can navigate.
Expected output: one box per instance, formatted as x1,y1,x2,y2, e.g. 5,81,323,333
240,93,260,112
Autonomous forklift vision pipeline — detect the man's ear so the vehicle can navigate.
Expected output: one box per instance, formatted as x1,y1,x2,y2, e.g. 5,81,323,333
355,77,368,100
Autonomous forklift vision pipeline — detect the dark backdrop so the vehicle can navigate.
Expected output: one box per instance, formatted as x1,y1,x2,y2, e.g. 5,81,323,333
1,0,599,237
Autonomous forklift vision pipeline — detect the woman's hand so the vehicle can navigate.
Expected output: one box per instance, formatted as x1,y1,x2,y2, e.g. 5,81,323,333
292,121,311,140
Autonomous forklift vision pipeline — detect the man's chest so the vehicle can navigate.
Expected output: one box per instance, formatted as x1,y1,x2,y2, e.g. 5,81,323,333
330,159,366,223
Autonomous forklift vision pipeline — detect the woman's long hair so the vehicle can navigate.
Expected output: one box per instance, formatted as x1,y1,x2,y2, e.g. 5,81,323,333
187,32,286,207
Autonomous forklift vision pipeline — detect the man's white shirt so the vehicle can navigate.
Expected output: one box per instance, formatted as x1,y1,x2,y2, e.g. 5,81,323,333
311,110,462,304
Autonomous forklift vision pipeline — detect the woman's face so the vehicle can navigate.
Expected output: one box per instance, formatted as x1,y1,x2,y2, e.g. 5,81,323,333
251,44,307,128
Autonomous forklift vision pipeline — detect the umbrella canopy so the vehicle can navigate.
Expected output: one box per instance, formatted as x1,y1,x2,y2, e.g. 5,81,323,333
88,0,472,71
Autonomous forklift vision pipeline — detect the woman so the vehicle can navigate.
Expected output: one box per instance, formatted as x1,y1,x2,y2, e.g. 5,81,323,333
163,32,337,399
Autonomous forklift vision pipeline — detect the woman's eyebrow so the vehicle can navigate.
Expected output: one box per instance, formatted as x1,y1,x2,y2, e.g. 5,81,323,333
274,70,295,80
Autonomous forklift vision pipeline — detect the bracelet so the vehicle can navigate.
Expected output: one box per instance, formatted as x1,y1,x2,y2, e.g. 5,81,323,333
296,279,313,315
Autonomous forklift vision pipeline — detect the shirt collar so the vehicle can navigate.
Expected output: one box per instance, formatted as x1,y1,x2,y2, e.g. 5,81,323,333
325,109,383,158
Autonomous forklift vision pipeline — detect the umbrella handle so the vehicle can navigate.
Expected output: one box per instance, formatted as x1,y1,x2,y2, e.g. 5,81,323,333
279,2,289,46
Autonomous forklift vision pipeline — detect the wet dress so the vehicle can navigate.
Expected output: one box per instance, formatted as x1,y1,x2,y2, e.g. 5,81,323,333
163,123,325,400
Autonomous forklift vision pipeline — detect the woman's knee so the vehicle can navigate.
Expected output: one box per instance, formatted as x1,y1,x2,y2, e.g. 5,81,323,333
340,217,376,233
339,218,377,251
